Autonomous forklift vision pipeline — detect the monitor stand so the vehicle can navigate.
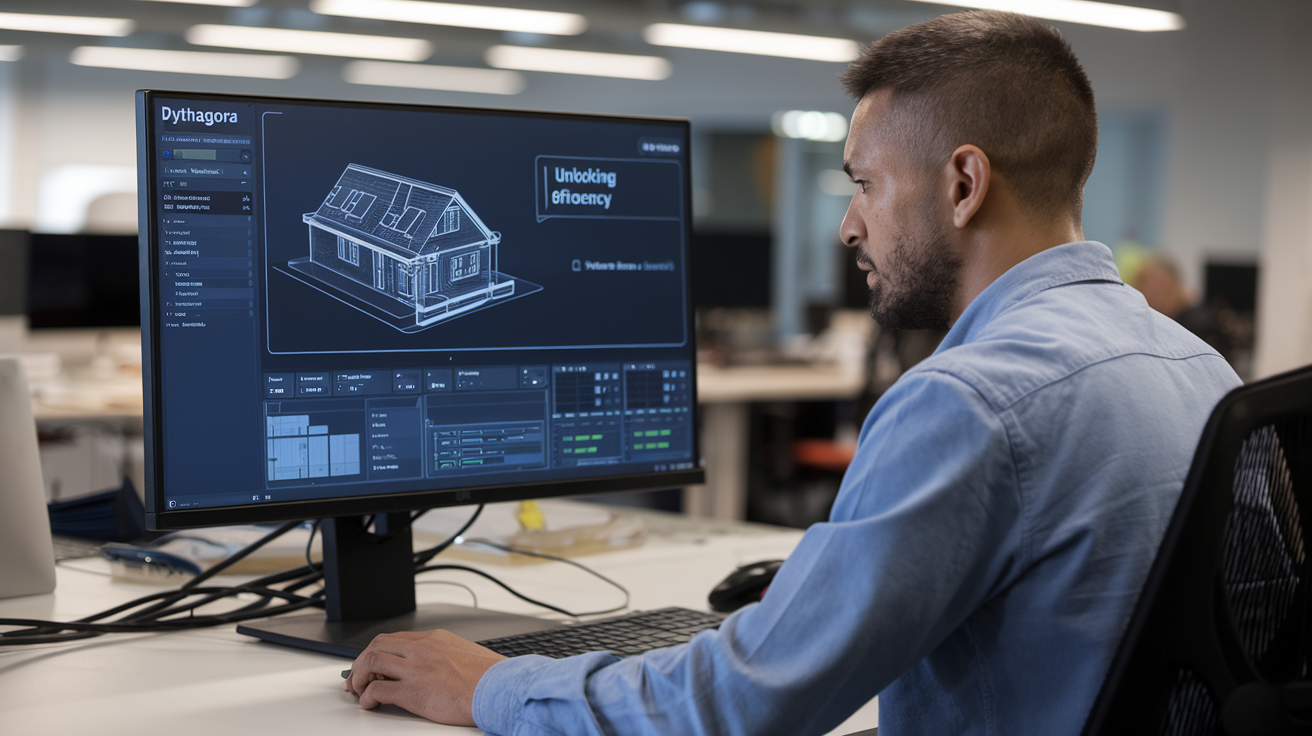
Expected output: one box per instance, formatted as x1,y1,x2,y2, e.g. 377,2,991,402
236,512,561,658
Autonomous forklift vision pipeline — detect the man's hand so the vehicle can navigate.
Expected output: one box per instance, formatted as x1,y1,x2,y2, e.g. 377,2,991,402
341,629,508,725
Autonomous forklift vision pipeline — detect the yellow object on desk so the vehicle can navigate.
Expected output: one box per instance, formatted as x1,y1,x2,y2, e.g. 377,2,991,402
516,499,546,531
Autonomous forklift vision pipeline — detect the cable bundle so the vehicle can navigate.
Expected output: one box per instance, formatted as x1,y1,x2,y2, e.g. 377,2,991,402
0,504,628,647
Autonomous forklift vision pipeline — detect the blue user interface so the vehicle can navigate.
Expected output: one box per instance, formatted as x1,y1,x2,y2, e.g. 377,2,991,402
148,97,695,511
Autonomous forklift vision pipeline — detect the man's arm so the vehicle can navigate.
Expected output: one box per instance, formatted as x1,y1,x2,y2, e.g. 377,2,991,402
345,370,1020,735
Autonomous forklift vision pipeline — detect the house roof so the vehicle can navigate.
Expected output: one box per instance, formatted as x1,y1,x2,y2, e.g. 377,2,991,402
302,164,495,259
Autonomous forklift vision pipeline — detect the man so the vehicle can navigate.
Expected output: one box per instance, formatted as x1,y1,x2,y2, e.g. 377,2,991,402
343,11,1241,734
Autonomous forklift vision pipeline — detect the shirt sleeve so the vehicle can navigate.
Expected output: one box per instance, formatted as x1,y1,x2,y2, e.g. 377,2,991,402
472,370,1022,736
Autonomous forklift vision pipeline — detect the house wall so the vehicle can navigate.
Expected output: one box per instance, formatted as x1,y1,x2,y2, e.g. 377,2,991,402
308,228,374,288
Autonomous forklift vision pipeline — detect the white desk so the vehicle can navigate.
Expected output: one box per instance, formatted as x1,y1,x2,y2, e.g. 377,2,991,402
689,363,866,521
0,506,877,735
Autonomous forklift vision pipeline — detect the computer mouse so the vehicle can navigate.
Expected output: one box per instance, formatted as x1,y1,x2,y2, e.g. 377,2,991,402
708,559,784,613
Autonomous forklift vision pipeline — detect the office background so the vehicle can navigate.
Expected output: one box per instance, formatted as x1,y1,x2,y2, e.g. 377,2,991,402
2,0,1311,522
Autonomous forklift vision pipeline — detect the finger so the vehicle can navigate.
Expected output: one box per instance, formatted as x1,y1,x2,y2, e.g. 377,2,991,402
346,650,407,695
358,678,408,710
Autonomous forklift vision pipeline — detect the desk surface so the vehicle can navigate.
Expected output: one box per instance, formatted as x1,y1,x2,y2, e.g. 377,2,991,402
0,506,877,735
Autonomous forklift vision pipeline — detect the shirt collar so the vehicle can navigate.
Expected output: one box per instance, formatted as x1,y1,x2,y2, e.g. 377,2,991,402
936,241,1123,352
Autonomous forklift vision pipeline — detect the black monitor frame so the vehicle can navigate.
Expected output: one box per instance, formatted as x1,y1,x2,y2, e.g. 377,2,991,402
137,90,704,532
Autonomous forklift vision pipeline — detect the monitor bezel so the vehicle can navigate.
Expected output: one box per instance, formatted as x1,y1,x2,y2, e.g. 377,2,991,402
137,89,704,531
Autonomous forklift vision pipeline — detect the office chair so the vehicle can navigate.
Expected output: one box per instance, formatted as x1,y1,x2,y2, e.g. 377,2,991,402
1083,365,1312,736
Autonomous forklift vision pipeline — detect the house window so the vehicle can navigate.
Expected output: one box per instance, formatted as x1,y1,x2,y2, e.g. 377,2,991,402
336,237,359,266
449,251,480,282
397,263,411,297
442,208,459,234
342,192,376,221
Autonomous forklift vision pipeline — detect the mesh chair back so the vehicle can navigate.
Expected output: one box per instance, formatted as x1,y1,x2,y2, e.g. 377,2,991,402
1083,365,1312,736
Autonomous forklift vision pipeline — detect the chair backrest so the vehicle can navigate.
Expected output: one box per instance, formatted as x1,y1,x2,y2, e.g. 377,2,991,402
1083,365,1312,736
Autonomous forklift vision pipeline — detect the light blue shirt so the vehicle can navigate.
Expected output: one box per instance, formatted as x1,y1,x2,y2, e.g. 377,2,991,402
473,242,1242,736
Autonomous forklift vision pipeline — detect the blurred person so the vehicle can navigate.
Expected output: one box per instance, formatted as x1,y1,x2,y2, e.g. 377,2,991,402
1134,255,1235,360
343,11,1240,735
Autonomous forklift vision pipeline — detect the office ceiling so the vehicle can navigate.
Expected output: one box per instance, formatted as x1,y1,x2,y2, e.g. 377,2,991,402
0,1,1183,59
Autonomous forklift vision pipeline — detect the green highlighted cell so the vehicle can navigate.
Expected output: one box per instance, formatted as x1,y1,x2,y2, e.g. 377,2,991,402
591,434,602,440
658,442,669,449
660,429,671,436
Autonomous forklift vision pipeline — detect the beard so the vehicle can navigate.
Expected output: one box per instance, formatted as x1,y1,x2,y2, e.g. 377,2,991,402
858,219,962,331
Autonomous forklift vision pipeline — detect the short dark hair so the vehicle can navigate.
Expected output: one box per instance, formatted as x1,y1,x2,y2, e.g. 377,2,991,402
841,10,1097,219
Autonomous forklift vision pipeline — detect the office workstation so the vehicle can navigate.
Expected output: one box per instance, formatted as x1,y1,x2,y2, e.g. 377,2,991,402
4,1,1312,735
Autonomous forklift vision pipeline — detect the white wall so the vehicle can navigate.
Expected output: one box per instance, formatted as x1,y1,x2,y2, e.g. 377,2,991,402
1253,0,1312,378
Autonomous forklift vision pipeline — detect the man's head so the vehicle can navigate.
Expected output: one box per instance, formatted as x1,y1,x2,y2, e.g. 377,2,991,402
839,11,1097,330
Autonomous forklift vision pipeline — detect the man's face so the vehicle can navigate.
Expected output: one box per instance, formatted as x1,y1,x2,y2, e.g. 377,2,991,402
840,90,962,331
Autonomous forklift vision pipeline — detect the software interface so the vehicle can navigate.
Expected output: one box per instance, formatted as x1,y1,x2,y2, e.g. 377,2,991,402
148,97,695,511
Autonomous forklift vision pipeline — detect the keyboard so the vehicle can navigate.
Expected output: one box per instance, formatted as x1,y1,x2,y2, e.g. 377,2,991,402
479,607,724,659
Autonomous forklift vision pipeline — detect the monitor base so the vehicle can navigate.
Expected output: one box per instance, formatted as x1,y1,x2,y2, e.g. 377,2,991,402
237,602,562,659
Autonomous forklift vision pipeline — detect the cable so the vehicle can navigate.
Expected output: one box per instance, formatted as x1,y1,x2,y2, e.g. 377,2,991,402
416,538,629,618
183,519,303,590
415,580,478,608
413,504,484,566
305,520,321,571
1,520,324,646
0,504,496,647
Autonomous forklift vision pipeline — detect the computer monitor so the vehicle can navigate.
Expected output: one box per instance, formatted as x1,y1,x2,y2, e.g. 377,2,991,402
136,90,702,654
27,233,140,329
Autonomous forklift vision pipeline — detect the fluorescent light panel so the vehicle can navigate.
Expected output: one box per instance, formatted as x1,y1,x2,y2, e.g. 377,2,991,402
0,45,23,62
486,45,670,80
773,110,848,141
135,0,259,7
311,0,586,36
344,60,524,95
70,46,299,79
643,23,858,62
0,12,134,37
901,0,1184,32
185,24,432,61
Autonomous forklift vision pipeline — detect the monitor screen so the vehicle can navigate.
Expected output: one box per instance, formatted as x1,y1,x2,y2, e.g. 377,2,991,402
138,91,702,530
27,233,140,328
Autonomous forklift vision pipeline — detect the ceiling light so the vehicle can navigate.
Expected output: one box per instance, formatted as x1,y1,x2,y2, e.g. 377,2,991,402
311,0,586,36
643,23,858,62
135,0,259,7
344,60,524,95
486,46,670,81
0,45,23,62
70,46,299,79
901,0,1184,32
0,12,134,37
185,24,432,61
773,110,848,141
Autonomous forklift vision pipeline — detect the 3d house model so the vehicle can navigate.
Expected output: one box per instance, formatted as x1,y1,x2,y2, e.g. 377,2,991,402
287,164,528,332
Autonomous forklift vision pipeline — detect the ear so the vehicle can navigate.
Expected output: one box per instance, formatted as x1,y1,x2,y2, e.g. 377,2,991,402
946,144,990,229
